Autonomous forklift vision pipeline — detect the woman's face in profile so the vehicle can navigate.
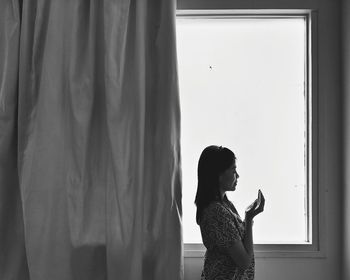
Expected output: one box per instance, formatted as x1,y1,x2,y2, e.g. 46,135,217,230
219,161,239,192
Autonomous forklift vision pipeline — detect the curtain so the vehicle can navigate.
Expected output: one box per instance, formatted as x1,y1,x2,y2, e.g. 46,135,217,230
0,0,183,279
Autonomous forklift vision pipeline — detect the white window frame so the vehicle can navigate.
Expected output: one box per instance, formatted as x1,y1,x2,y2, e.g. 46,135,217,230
176,9,323,258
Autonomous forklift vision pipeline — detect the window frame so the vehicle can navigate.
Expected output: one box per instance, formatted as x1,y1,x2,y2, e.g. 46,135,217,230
176,9,323,258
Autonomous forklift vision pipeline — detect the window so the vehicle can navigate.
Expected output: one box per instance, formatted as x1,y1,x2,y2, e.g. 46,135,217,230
176,10,319,257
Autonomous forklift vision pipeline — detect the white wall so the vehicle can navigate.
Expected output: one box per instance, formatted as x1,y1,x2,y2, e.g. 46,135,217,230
341,0,350,279
177,0,343,279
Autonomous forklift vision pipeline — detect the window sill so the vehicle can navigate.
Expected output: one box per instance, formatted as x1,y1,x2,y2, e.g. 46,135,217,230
184,243,326,258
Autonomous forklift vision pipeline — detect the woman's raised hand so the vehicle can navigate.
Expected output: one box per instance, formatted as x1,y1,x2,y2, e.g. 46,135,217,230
245,189,265,221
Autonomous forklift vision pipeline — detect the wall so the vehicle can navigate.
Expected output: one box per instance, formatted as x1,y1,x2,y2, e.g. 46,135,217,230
341,0,350,279
177,0,343,279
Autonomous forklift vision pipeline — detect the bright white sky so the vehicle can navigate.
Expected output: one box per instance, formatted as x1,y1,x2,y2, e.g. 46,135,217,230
176,17,308,244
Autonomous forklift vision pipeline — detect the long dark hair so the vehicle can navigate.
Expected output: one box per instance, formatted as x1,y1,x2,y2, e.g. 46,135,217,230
194,145,236,225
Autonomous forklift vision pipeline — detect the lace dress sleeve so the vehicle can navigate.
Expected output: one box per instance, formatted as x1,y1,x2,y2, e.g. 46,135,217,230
201,202,241,249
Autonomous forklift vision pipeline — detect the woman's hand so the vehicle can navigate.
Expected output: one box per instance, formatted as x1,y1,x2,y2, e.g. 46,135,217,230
245,189,265,221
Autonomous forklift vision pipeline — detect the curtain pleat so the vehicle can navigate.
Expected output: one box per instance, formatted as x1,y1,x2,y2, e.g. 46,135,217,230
0,1,183,279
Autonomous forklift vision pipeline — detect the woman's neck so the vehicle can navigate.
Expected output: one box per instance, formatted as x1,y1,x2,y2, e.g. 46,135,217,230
220,191,226,201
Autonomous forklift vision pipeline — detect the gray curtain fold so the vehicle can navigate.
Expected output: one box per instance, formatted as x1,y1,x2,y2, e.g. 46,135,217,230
0,0,183,279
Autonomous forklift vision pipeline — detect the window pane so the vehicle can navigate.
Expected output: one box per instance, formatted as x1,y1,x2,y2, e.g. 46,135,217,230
176,17,308,244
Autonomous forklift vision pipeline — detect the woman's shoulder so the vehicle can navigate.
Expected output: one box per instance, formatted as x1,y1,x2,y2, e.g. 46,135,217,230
202,201,227,217
201,201,223,226
205,200,222,210
203,199,241,221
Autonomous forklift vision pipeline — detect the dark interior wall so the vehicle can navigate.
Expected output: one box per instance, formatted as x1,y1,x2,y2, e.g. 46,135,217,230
341,0,350,279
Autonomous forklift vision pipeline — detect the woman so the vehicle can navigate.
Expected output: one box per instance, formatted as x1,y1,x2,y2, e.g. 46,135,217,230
195,145,265,280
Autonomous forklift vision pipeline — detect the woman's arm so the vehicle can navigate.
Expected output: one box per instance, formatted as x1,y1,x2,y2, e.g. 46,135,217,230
225,218,254,270
226,191,265,270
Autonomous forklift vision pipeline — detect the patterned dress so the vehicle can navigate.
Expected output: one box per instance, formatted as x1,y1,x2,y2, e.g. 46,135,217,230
200,199,255,280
